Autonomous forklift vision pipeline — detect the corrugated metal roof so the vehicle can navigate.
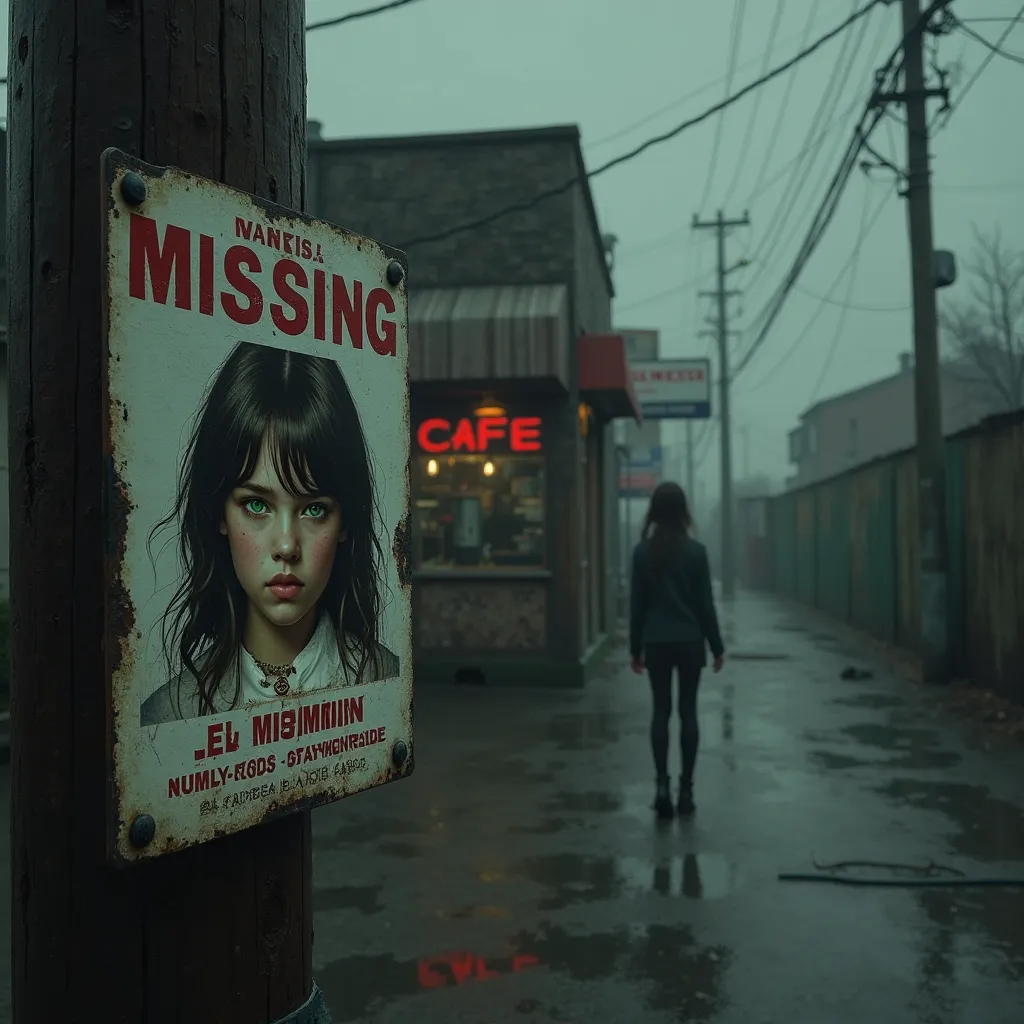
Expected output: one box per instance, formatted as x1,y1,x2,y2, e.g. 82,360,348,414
408,284,569,387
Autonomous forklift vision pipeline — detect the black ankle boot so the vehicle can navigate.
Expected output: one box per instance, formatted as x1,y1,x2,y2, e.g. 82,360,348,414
654,777,674,820
677,778,695,816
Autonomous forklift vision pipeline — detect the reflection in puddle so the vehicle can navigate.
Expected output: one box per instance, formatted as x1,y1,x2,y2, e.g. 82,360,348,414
877,778,1024,862
804,723,965,770
512,852,739,909
544,712,620,750
511,922,731,1022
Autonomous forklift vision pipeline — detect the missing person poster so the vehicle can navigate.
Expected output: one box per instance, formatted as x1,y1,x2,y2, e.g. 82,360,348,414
101,150,413,862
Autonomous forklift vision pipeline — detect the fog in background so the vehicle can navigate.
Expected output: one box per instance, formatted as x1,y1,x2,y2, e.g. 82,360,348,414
5,0,1020,506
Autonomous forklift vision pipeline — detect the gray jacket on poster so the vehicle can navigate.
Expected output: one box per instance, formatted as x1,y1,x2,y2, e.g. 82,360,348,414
629,536,725,662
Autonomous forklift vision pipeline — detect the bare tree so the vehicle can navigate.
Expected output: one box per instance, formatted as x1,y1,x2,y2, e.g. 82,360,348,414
940,227,1024,412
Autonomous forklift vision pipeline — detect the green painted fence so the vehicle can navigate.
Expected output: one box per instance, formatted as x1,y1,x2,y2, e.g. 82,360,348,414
764,410,1024,704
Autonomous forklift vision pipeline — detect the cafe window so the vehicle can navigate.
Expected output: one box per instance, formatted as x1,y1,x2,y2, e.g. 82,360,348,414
412,453,545,570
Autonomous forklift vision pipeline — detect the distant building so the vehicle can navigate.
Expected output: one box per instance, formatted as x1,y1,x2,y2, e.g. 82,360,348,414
307,123,639,685
786,351,1015,489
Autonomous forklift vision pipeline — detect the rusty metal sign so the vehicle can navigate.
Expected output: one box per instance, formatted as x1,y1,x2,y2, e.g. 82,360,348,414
101,149,413,862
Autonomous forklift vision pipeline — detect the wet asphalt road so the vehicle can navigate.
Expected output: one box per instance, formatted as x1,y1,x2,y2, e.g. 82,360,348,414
311,593,1024,1023
3,592,1024,1022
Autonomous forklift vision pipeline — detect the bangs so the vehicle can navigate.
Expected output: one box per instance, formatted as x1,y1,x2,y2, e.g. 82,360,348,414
235,419,332,499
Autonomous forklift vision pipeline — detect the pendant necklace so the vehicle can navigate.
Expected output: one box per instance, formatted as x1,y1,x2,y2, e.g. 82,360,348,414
253,658,297,697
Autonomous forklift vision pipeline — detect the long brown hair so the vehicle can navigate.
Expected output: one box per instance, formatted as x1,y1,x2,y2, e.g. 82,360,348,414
641,482,693,572
149,342,387,715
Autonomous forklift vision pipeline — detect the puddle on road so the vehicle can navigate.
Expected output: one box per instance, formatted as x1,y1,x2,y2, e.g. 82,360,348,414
877,778,1024,862
917,888,1024,981
842,723,964,770
510,922,731,1023
833,693,907,710
543,790,624,814
508,791,624,836
544,712,621,750
507,817,584,836
318,923,732,1023
376,841,421,860
312,815,431,852
809,751,873,770
511,852,739,909
805,722,963,771
316,884,383,915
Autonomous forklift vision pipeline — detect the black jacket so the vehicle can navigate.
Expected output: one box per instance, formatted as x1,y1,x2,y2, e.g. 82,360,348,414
629,535,725,662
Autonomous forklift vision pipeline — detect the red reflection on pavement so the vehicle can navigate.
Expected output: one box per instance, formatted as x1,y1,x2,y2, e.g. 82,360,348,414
416,950,541,989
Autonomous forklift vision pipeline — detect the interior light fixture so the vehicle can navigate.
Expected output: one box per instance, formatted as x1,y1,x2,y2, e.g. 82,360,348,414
427,458,439,476
483,461,495,477
473,399,506,417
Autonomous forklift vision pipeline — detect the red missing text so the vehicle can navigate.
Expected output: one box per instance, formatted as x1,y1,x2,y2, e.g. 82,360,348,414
127,212,398,355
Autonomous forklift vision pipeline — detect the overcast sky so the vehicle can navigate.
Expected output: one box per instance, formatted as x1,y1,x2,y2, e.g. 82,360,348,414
303,0,1023,499
5,1,1020,501
301,0,1015,499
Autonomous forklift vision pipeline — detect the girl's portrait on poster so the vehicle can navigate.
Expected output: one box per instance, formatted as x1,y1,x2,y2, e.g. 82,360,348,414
140,340,399,726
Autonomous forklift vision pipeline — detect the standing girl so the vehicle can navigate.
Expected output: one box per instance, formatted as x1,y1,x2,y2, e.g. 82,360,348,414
629,482,725,819
141,341,399,726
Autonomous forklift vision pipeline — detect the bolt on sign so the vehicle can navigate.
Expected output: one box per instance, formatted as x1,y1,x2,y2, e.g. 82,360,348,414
101,150,413,861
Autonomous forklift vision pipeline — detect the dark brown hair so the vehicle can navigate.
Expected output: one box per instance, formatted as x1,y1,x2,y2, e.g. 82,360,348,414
149,341,387,715
641,481,693,572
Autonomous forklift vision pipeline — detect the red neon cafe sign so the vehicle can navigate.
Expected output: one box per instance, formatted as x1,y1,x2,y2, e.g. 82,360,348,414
416,416,542,454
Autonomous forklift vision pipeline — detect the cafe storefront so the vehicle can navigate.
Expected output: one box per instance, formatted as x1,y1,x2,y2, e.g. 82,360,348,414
406,283,640,687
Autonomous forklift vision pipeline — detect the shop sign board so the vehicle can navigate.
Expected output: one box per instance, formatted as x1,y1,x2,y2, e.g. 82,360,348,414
416,415,542,454
619,444,662,498
101,149,413,862
631,359,712,419
618,328,659,362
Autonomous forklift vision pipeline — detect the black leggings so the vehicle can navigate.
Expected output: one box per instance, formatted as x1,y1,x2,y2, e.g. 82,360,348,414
645,641,704,782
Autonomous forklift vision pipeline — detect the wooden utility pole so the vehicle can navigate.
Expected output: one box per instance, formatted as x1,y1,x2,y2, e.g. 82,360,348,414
874,0,951,681
693,210,749,599
9,3,318,1021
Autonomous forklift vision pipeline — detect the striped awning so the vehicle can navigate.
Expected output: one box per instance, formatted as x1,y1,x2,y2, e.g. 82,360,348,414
408,284,570,388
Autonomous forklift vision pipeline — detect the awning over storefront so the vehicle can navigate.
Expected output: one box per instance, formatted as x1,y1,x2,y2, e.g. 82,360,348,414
577,334,642,423
408,284,570,389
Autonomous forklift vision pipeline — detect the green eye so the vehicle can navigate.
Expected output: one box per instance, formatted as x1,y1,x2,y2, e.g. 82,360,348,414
305,503,327,519
244,498,269,516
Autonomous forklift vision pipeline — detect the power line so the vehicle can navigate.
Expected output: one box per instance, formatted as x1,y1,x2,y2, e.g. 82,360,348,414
733,117,877,378
617,95,860,264
738,2,818,209
740,1,886,298
730,0,953,380
944,3,1024,115
740,0,881,298
614,267,717,313
697,0,749,214
744,96,864,204
398,0,888,250
307,0,425,32
738,182,895,390
585,7,836,153
804,175,876,405
955,15,1024,65
748,253,908,312
722,0,787,207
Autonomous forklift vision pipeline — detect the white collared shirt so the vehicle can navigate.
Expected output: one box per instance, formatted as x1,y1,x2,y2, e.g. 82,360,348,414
140,614,398,726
